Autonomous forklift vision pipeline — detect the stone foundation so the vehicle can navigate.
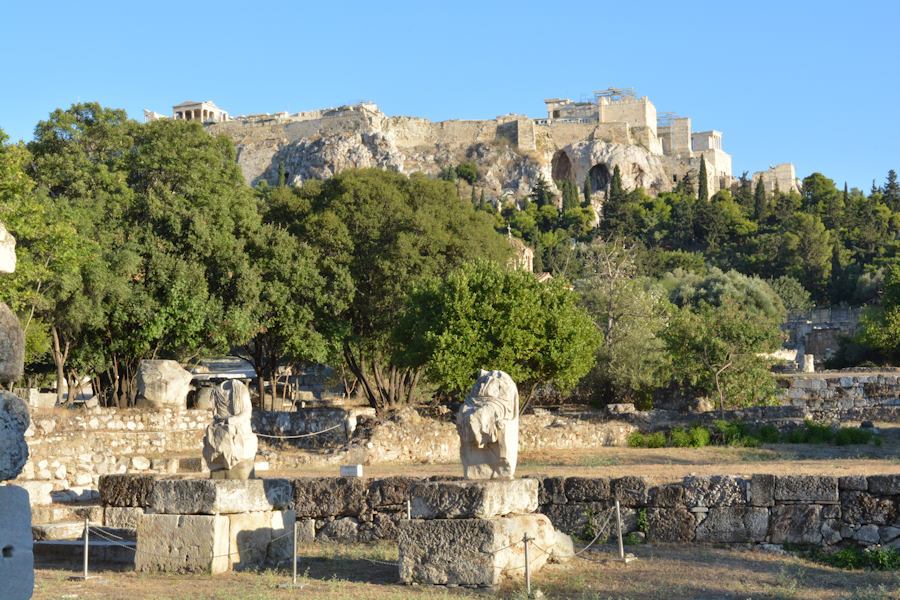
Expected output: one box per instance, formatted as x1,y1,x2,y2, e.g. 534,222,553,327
0,485,34,600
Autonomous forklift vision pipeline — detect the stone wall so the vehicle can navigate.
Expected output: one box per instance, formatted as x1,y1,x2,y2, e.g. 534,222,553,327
779,372,900,421
17,407,211,499
101,473,900,550
252,407,373,449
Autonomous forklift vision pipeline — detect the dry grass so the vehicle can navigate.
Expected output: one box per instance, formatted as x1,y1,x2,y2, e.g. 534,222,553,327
34,542,900,599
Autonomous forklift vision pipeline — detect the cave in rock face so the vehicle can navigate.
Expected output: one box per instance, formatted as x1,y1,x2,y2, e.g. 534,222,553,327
588,163,611,192
551,151,575,183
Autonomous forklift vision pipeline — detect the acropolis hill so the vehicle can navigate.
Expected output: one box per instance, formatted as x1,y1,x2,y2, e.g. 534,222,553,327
146,90,798,204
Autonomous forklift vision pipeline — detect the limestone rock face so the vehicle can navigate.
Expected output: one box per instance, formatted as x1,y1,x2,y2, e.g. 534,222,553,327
398,513,559,587
135,359,193,410
0,303,24,383
457,369,519,479
202,380,258,480
0,392,29,481
409,479,539,519
0,222,16,274
0,486,34,600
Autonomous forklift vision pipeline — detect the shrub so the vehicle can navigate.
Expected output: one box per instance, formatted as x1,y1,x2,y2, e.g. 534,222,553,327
627,431,648,447
834,427,874,446
669,427,693,448
645,431,667,448
812,547,900,571
756,424,781,444
688,425,712,447
712,419,758,447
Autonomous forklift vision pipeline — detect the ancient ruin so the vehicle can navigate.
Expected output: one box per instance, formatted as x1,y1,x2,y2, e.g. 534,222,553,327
457,370,520,480
202,379,258,480
0,221,33,600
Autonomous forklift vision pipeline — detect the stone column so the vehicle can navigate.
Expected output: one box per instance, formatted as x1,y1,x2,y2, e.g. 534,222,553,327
0,221,33,600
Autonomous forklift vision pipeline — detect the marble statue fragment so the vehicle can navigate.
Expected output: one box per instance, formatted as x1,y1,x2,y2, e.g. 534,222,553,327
456,369,519,479
202,379,258,480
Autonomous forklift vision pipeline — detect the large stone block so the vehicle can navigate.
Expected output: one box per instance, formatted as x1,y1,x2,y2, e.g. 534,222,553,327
684,476,747,508
292,477,368,518
104,506,145,530
646,507,695,542
648,484,684,508
228,510,295,570
539,476,567,505
0,392,28,481
841,491,896,526
769,504,823,544
564,477,610,503
0,304,24,384
774,476,838,503
409,479,538,519
868,475,900,496
0,485,34,600
749,475,775,507
611,476,648,506
135,359,193,410
540,502,634,539
99,474,155,507
149,478,292,515
135,513,229,573
366,476,420,508
398,514,559,587
695,507,768,543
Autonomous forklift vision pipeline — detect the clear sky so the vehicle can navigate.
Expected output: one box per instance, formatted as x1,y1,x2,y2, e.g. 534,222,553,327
2,0,897,190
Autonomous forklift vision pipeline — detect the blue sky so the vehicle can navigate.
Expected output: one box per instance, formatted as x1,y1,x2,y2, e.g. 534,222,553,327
2,1,897,190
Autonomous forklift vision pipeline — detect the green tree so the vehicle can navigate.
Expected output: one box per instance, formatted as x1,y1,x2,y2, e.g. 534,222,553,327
698,155,709,202
883,169,900,211
582,175,593,206
753,178,768,221
455,162,478,185
530,174,554,208
395,260,600,404
767,275,813,312
859,264,900,361
601,165,627,236
779,213,832,301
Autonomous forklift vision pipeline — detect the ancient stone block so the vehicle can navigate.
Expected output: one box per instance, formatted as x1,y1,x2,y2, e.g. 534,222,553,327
292,477,368,518
769,504,823,545
564,477,610,503
774,476,838,503
749,475,775,507
868,475,900,496
684,476,747,507
398,514,558,586
135,359,194,410
149,478,292,515
457,370,519,479
838,475,867,491
409,479,538,519
104,506,145,530
228,510,295,570
646,507,695,542
841,491,896,526
317,517,359,542
0,485,34,600
648,484,684,508
367,476,420,508
539,476,568,505
0,392,28,481
540,502,633,539
854,524,881,545
296,518,316,543
358,511,403,542
695,507,768,543
99,474,155,507
135,513,230,574
611,476,647,506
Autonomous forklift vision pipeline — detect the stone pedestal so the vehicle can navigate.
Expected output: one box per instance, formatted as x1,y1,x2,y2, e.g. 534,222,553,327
135,479,295,574
0,485,34,600
398,479,570,587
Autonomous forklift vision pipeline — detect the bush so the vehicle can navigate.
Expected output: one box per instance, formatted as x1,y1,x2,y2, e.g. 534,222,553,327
834,427,874,446
811,547,900,571
627,431,667,448
688,425,712,447
669,427,693,447
712,419,759,447
757,424,781,444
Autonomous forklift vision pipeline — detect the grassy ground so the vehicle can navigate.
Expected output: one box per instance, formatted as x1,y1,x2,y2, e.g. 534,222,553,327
34,541,900,599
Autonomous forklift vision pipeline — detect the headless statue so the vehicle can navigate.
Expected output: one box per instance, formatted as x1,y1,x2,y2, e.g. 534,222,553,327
202,379,258,480
456,369,519,479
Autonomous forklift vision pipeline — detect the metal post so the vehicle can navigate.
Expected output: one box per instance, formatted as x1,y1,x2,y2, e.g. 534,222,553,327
523,533,531,598
406,499,411,520
82,517,89,579
615,500,625,561
292,520,298,585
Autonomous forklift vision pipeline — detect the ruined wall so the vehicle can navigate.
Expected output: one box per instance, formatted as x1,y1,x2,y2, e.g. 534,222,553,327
599,97,657,137
99,473,900,549
779,372,900,417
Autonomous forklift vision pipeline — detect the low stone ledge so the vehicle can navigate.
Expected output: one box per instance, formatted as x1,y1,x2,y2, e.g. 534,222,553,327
409,479,538,519
292,477,368,518
99,474,155,507
774,476,838,504
149,479,292,515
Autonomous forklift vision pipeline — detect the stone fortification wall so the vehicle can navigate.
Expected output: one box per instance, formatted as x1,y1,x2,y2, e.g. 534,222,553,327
779,372,900,420
100,473,900,550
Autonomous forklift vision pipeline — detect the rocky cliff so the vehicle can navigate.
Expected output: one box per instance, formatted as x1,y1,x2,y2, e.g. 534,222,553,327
207,104,684,203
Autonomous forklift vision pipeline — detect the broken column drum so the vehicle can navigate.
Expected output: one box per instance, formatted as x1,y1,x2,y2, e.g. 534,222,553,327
202,379,258,480
456,369,519,479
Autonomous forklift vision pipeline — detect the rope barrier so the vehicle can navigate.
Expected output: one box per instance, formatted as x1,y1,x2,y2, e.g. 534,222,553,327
253,423,344,440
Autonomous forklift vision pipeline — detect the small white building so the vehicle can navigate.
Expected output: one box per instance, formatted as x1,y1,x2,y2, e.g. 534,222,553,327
172,100,230,123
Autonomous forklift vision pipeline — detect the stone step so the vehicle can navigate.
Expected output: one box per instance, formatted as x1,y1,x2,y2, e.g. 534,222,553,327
32,521,85,541
31,503,103,525
34,539,135,565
